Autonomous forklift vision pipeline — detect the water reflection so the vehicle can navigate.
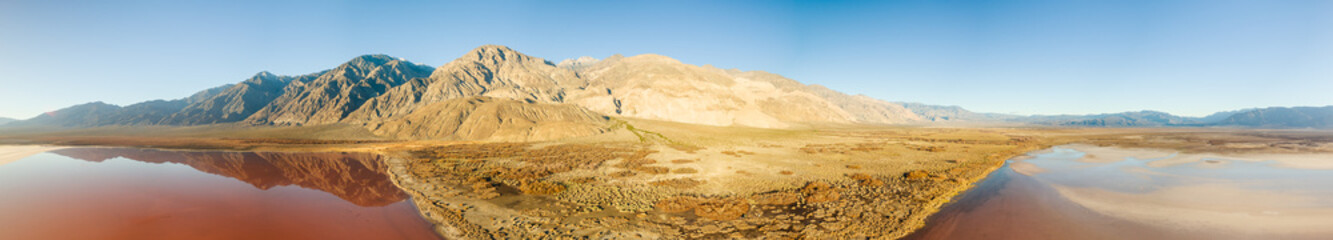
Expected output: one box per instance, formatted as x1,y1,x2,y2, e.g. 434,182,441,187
907,145,1333,240
0,147,439,240
49,148,408,206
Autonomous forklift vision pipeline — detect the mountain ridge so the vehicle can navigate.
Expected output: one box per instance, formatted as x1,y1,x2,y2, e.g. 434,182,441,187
4,45,942,140
1217,106,1333,129
5,45,1329,138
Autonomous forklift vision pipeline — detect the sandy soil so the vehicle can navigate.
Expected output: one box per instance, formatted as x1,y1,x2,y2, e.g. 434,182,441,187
380,121,1047,239
0,145,64,166
1055,184,1333,236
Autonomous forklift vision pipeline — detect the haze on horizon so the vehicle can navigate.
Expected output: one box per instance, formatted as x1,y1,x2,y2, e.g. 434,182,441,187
1,0,1330,119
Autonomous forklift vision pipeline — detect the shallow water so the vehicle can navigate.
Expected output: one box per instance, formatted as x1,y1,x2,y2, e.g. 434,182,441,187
906,145,1333,240
0,148,440,240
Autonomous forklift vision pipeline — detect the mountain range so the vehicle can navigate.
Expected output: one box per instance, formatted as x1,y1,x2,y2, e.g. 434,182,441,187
1,45,942,140
2,45,1330,140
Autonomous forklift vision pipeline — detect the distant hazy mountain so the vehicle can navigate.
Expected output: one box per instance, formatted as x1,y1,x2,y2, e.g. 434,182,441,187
1023,110,1206,127
7,101,127,128
1197,108,1254,123
1016,107,1333,128
5,45,957,140
894,102,1018,122
1218,106,1333,129
0,117,16,125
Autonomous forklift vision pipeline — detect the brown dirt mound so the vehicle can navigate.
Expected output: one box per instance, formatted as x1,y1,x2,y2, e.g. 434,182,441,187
800,182,841,203
848,173,885,187
904,170,931,180
694,198,750,221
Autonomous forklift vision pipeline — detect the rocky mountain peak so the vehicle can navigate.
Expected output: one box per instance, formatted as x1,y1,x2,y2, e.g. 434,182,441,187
253,71,276,79
5,44,952,137
557,56,599,69
249,71,280,81
346,54,391,66
339,54,405,72
620,54,680,64
458,45,544,66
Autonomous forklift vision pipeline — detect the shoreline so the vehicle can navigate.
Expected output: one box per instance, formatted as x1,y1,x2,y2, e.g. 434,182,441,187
379,143,1047,239
382,155,488,240
0,145,67,166
888,144,1048,239
3,128,1055,239
3,138,1046,239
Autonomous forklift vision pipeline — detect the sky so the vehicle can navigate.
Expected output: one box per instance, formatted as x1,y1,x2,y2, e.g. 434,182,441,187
1,0,1330,119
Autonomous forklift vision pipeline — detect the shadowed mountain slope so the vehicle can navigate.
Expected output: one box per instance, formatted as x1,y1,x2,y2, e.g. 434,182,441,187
165,72,307,125
246,55,434,126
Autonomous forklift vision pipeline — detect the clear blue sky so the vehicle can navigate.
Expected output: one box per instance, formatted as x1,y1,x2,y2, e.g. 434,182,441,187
1,0,1330,119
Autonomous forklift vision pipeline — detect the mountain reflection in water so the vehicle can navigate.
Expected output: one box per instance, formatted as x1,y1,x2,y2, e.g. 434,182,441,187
0,147,439,240
49,148,407,206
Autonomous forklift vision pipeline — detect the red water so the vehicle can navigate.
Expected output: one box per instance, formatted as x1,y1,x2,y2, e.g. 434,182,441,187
904,147,1333,240
902,164,1198,240
0,148,440,240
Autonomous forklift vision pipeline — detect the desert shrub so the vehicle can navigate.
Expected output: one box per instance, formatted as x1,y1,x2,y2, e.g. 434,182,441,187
650,178,704,189
672,168,698,174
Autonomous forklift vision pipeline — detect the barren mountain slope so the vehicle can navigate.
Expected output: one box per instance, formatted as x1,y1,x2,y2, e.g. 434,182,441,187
367,96,608,141
5,44,942,140
344,45,586,124
568,54,925,128
354,46,927,129
246,55,433,125
165,72,308,125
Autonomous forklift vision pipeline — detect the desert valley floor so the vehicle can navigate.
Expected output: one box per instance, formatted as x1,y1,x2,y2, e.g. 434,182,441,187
3,121,1331,239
